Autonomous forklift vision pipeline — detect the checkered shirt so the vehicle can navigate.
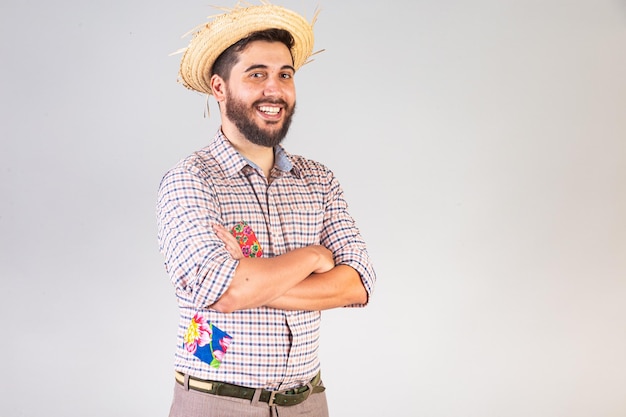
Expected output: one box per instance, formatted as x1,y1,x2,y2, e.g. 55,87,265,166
157,131,376,390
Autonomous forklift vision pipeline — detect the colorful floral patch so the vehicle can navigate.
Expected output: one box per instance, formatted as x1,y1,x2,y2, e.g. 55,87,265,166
183,313,232,369
231,221,263,258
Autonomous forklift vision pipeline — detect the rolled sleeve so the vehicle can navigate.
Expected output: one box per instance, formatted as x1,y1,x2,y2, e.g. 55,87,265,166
157,164,237,308
320,168,376,306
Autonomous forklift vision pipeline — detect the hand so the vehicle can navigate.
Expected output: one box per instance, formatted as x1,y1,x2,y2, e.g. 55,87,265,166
212,224,244,260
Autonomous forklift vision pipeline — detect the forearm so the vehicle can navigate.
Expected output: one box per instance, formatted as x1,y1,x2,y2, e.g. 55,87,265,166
210,245,332,313
265,265,368,311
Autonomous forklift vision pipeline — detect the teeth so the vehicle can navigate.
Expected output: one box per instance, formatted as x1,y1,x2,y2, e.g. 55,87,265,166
259,106,280,115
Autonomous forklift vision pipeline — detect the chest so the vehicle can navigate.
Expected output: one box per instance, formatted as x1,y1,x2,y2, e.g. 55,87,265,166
213,172,325,255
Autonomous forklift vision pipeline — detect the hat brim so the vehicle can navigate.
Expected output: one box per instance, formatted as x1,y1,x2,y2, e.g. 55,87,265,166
178,4,315,95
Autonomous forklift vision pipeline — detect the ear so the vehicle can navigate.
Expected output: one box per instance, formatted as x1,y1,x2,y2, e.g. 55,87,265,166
210,74,226,101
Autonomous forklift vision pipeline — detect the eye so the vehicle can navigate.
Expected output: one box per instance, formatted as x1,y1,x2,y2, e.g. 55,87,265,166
250,72,265,79
280,72,293,80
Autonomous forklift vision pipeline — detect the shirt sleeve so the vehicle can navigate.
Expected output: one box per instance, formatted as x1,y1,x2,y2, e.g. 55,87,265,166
156,162,238,309
319,167,377,307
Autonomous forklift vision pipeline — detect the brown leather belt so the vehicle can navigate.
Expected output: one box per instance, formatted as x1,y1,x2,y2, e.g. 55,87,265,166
175,371,325,407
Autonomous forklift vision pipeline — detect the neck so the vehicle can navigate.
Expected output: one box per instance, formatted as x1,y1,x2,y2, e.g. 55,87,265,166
221,125,274,179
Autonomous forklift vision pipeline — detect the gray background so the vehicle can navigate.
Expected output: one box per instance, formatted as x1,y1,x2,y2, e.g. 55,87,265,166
1,0,625,416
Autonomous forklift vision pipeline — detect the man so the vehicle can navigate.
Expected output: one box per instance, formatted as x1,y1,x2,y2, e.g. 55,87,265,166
157,3,376,416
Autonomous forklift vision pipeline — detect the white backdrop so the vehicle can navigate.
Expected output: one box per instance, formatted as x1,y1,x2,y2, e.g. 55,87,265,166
1,0,625,416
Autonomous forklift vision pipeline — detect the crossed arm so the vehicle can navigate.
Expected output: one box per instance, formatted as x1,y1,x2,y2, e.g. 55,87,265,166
209,224,368,313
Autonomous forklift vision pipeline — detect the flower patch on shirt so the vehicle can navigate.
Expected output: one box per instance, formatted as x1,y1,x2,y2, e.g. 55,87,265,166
231,221,263,258
183,313,232,369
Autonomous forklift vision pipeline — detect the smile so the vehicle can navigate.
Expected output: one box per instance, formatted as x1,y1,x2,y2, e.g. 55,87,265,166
258,105,281,115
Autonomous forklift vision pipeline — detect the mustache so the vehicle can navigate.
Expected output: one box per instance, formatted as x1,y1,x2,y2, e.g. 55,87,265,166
253,99,289,107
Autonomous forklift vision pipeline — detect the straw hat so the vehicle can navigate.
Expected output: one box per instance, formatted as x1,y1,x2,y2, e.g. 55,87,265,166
177,2,318,95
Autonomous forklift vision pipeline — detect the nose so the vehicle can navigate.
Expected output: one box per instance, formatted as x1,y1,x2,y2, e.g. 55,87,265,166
263,74,283,97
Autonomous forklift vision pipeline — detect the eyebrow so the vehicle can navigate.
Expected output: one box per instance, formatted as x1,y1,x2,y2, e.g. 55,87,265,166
244,64,296,73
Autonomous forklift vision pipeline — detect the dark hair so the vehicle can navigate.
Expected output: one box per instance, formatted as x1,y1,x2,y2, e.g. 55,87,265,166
211,28,295,81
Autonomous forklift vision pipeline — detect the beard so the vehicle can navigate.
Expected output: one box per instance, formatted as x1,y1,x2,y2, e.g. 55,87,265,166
224,90,295,148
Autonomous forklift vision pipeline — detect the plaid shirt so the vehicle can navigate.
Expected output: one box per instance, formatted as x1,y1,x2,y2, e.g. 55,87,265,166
157,131,376,390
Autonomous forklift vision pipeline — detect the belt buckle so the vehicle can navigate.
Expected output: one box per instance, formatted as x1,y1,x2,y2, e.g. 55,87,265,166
267,382,313,407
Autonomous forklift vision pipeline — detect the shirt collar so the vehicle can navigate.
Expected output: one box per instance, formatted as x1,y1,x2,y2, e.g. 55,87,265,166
210,130,300,178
